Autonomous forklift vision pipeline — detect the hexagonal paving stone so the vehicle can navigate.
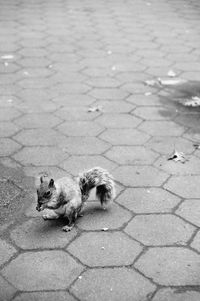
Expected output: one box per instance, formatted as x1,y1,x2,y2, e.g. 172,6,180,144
23,166,69,180
127,94,161,106
61,155,117,176
153,288,200,301
125,214,195,246
13,146,69,166
85,77,121,88
52,83,90,94
62,137,110,155
116,188,180,213
113,166,168,186
13,292,76,301
0,95,22,108
15,113,61,128
70,268,156,301
2,250,84,291
57,121,103,136
0,122,19,137
105,146,158,165
139,121,185,136
52,94,95,107
0,239,17,266
0,138,21,156
146,136,194,155
133,106,176,120
96,114,142,128
0,275,17,301
0,108,21,121
89,88,129,100
92,100,134,113
100,129,150,145
135,247,200,285
14,128,67,146
176,199,200,227
18,99,57,113
77,202,132,231
10,218,78,249
165,175,200,198
68,232,142,267
191,231,200,252
155,156,200,175
55,106,100,121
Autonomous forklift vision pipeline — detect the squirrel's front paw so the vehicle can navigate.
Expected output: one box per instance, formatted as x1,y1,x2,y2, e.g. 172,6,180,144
62,225,74,232
42,214,50,220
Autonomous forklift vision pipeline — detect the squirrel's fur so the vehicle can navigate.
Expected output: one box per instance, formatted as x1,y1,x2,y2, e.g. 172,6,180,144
36,167,115,231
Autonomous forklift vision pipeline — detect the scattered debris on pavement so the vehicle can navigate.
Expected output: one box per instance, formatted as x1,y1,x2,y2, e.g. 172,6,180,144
88,106,103,112
193,143,200,150
184,96,200,107
101,227,109,231
167,70,176,77
168,150,187,163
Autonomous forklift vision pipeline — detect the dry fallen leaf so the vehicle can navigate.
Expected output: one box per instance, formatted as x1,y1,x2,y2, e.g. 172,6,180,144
168,150,187,163
145,79,157,86
101,227,109,231
88,106,102,113
193,143,200,150
184,96,200,107
158,78,186,86
167,70,176,77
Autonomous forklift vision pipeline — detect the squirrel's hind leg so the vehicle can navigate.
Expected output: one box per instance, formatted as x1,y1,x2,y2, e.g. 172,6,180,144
62,209,77,232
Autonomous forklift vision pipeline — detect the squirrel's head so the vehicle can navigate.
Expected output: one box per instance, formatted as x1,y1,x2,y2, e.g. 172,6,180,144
36,176,56,211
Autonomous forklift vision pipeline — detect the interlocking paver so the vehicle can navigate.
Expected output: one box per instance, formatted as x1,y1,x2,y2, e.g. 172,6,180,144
139,121,185,136
100,128,150,145
0,121,19,137
62,155,117,176
105,146,158,165
0,239,17,267
176,199,200,227
77,202,132,231
113,165,168,186
70,268,156,301
0,275,17,301
153,288,200,301
0,138,21,156
13,292,77,301
10,218,78,249
165,175,200,198
61,137,110,155
68,232,142,267
135,247,200,286
13,146,69,166
14,113,61,128
57,121,103,136
116,188,180,213
125,214,195,246
146,136,194,155
155,156,200,175
2,251,84,291
96,113,142,128
14,128,67,146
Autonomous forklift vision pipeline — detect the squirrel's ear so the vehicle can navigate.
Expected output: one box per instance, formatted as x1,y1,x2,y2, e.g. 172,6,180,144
49,178,54,187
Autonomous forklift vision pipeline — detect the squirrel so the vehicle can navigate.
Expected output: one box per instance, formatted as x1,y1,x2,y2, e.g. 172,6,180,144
36,167,115,232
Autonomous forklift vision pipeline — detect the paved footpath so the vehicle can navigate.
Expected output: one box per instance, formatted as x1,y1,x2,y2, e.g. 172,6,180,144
1,0,200,300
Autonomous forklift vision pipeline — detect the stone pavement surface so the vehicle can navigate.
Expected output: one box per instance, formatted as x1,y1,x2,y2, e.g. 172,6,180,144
0,0,200,300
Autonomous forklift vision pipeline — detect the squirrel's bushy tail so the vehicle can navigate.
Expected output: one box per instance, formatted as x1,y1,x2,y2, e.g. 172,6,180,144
78,167,115,205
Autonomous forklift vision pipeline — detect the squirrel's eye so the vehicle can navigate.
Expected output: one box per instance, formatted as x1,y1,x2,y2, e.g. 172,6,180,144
44,191,51,197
